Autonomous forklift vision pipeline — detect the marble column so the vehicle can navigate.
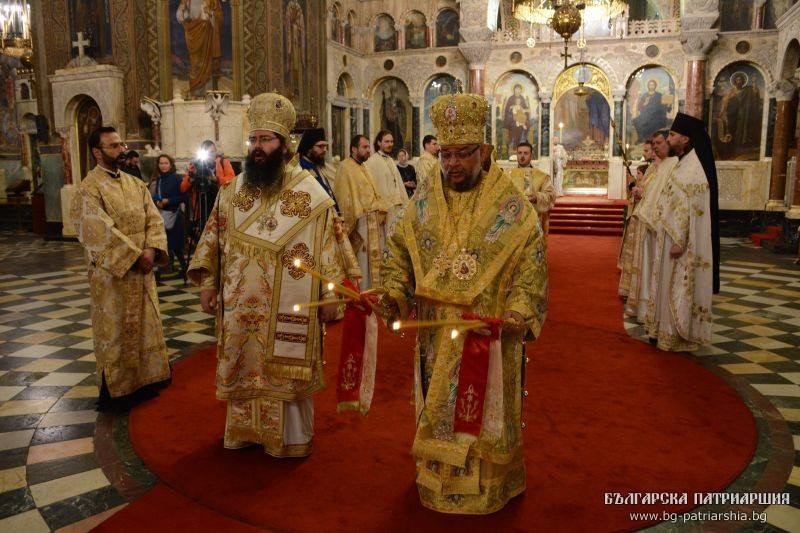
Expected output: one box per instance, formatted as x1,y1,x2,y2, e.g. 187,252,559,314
680,31,717,119
612,89,626,158
458,42,491,95
456,0,494,96
540,91,551,158
767,80,798,210
395,22,404,50
753,0,767,30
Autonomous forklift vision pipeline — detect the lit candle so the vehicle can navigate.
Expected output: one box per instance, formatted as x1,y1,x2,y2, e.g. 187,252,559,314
558,122,564,140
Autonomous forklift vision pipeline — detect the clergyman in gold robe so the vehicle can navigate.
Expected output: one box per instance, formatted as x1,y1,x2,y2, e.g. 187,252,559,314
188,93,357,457
506,141,556,238
70,127,171,402
622,130,679,322
416,134,440,190
379,92,548,514
365,130,407,237
333,134,387,289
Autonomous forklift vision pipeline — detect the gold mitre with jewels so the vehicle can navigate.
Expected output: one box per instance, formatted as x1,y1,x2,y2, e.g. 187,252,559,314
247,92,296,138
429,92,488,146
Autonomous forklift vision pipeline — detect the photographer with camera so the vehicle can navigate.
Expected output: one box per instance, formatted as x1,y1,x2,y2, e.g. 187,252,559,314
180,140,235,254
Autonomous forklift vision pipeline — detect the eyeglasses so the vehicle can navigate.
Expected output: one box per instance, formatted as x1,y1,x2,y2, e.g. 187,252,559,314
439,145,480,163
249,134,279,144
99,142,128,150
314,142,329,150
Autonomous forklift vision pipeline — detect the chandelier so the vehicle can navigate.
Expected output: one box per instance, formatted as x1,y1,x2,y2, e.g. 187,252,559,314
1,1,33,67
514,1,627,64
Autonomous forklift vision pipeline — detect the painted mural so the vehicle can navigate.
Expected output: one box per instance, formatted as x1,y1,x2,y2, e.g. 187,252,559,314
423,74,457,139
719,0,752,31
435,9,459,47
493,71,539,160
553,87,611,152
374,14,397,52
170,0,233,98
372,78,411,157
68,0,113,60
625,66,676,159
405,11,427,49
0,57,20,154
711,63,765,161
284,0,307,101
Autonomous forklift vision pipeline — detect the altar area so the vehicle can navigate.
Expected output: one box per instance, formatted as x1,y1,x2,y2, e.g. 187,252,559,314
562,140,610,196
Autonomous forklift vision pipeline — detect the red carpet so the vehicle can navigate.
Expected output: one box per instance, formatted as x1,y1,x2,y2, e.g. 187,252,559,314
98,235,757,532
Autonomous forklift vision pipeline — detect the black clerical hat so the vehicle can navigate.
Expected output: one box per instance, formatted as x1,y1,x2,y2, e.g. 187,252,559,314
298,128,326,155
670,112,705,138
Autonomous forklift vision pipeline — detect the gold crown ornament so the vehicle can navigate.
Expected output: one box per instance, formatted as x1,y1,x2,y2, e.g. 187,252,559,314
247,92,296,138
429,92,488,146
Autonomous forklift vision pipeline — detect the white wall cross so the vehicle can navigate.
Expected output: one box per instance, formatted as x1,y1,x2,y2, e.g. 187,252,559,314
72,32,90,58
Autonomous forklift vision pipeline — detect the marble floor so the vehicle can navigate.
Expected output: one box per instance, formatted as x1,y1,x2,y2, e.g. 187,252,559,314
0,231,798,531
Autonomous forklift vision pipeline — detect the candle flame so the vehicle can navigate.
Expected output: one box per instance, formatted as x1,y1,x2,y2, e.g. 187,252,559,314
292,304,300,312
450,329,459,339
293,258,302,268
392,321,401,331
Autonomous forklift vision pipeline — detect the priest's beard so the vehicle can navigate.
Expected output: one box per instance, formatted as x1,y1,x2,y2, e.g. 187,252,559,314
306,151,325,166
245,148,285,188
442,163,482,192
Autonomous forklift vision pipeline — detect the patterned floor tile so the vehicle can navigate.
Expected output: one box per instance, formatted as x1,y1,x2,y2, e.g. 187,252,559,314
0,508,48,532
29,469,109,508
0,467,26,494
26,438,94,465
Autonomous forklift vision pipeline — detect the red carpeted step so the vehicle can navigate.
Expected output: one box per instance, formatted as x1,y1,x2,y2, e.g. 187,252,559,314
549,198,625,236
101,235,756,532
549,218,622,228
549,226,623,236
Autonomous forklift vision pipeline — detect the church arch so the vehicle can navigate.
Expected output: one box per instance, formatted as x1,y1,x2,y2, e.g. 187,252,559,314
404,11,428,50
370,77,412,156
623,64,678,159
373,13,398,52
435,8,460,47
421,73,458,140
18,82,30,101
491,70,541,160
708,61,767,161
778,38,800,81
330,2,343,44
344,10,356,48
66,95,103,181
552,64,613,165
336,72,354,98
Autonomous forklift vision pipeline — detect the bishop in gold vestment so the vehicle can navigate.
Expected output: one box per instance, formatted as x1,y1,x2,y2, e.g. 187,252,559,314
188,93,355,457
71,128,171,399
380,93,548,514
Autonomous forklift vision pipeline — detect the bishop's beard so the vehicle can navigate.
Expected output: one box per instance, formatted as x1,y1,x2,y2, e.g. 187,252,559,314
443,163,482,192
245,148,285,188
